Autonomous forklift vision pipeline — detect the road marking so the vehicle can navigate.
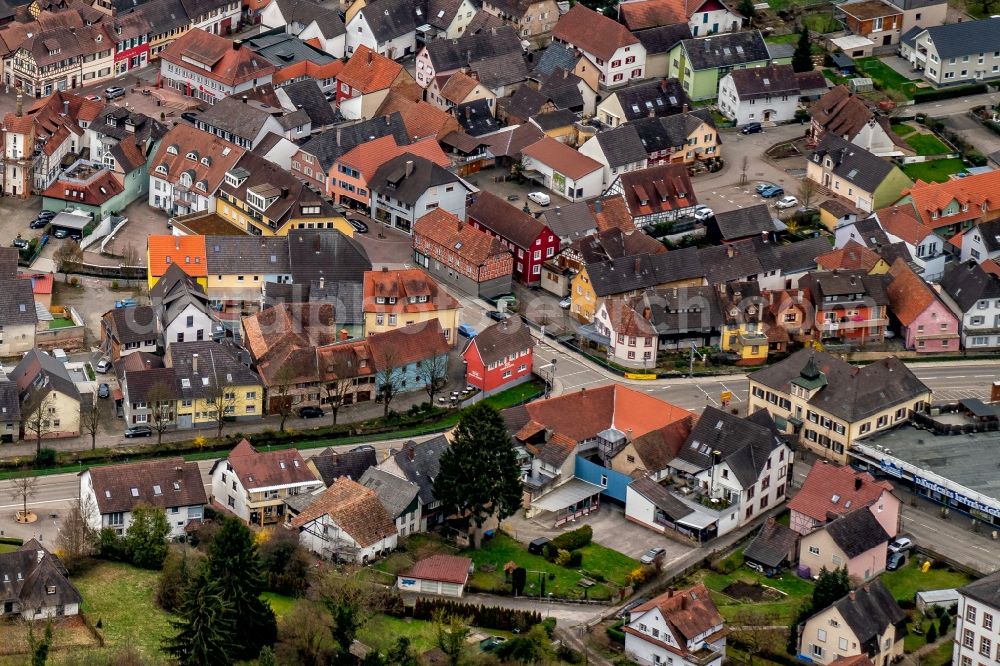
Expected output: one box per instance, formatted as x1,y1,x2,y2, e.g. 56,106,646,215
696,385,720,406
0,497,74,510
720,382,741,402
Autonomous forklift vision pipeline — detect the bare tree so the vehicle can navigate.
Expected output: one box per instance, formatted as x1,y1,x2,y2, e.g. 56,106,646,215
120,242,140,268
417,355,449,405
57,496,99,572
731,608,783,666
81,399,101,451
270,365,298,432
372,347,405,417
147,382,175,444
23,392,56,455
9,473,38,522
321,379,354,426
54,240,83,281
205,380,237,438
797,178,818,211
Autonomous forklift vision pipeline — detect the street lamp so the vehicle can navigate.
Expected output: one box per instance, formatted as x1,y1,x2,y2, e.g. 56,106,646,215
542,358,557,398
547,592,554,617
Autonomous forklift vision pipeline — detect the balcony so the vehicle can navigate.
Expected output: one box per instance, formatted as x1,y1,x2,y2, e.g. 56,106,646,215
734,330,768,347
821,316,888,332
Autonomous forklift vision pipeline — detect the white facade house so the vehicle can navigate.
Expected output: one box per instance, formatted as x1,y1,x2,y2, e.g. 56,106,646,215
552,4,647,88
577,130,649,190
959,219,1000,266
258,0,347,57
624,586,726,666
953,572,1000,666
939,260,1000,351
162,301,215,345
687,0,743,37
905,19,1000,86
345,6,416,58
369,155,471,234
717,65,800,126
875,208,948,281
79,458,208,540
521,137,604,202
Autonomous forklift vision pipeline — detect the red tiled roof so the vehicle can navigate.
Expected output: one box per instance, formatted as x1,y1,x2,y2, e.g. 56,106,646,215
290,477,397,547
366,319,452,367
885,258,937,326
631,584,724,644
787,461,893,523
402,554,472,585
363,268,460,315
413,208,511,268
522,136,602,180
903,169,1000,229
340,135,450,181
618,164,696,218
147,235,208,278
620,0,687,30
338,45,404,94
982,258,1000,276
875,204,934,245
816,240,884,272
41,169,123,205
226,438,318,490
161,28,277,87
553,3,640,61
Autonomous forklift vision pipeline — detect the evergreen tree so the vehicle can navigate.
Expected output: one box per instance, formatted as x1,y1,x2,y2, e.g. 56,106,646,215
205,517,277,659
164,569,237,666
812,566,851,611
738,0,756,25
925,622,938,643
792,27,813,73
433,403,523,547
938,612,950,635
125,503,170,569
29,622,53,666
257,646,277,666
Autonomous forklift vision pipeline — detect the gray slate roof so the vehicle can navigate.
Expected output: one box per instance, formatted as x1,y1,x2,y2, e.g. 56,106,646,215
744,520,798,568
453,99,498,136
541,201,597,241
288,229,372,291
0,543,81,611
0,276,38,327
634,23,693,55
391,435,449,505
940,259,1000,311
272,0,345,36
676,407,784,489
918,17,1000,59
531,42,579,78
959,569,1000,609
828,579,907,655
370,154,462,205
628,476,694,520
168,341,261,401
299,113,409,171
586,246,703,297
609,78,689,123
595,124,649,167
310,447,378,485
626,285,724,335
359,467,420,518
810,133,898,194
281,79,338,128
824,508,890,558
681,31,770,71
423,25,522,73
196,96,275,143
358,0,417,41
710,203,777,241
466,320,535,367
0,378,20,424
205,236,291,275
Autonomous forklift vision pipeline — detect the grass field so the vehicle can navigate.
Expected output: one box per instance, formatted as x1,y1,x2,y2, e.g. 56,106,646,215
891,123,916,138
882,559,973,602
803,12,839,34
74,561,175,661
0,543,17,554
905,133,951,156
261,591,297,619
765,32,823,54
48,318,75,329
358,615,441,654
902,158,965,183
855,57,919,98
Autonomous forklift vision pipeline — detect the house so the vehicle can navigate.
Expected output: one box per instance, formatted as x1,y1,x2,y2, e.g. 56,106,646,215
895,169,1000,239
885,259,960,352
159,29,276,105
636,25,695,79
345,0,417,59
606,163,698,228
746,349,932,463
328,135,449,210
817,241,890,274
959,218,1000,265
807,134,913,213
839,0,903,47
359,467,422,537
427,71,497,113
275,80,339,131
904,18,1000,86
179,0,240,35
809,85,908,158
379,435,449,530
135,0,193,60
800,269,891,345
416,0,480,41
717,281,769,365
11,348,82,439
309,447,378,486
466,191,560,284
797,580,907,665
149,263,215,346
0,258,39,357
872,205,946,280
335,46,413,120
209,438,322,525
165,340,264,426
788,461,899,537
290,476,398,563
623,585,726,666
362,267,461,343
0,540,82,620
39,161,132,221
608,417,692,480
480,0,559,44
258,0,346,57
718,64,801,126
101,306,158,360
954,570,1000,666
520,137,603,202
412,208,513,298
110,12,151,75
620,0,742,36
148,124,245,216
192,96,287,150
397,554,472,597
743,517,799,575
551,4,646,89
529,41,602,93
80,458,207,539
707,203,781,244
939,259,1000,351
146,235,208,291
462,319,535,394
0,370,21,443
578,125,649,190
799,508,890,580
368,154,471,234
666,31,775,101
414,25,523,89
595,77,689,127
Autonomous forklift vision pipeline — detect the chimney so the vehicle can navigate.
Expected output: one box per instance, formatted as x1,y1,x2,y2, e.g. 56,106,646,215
594,199,602,213
648,107,655,118
233,39,241,50
464,106,471,120
192,353,198,373
280,186,289,198
682,103,689,113
242,95,248,104
642,306,651,321
367,49,373,64
382,266,389,272
634,257,640,274
457,216,463,230
15,92,23,117
405,159,414,177
407,445,415,461
761,230,769,244
992,380,1000,403
319,276,325,291
340,328,349,341
660,78,668,93
848,591,856,601
855,476,862,491
336,127,342,145
726,245,735,259
175,237,180,250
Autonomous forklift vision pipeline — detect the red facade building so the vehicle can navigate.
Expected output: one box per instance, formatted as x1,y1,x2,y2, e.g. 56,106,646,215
466,192,560,285
112,13,151,76
462,320,536,394
799,270,890,345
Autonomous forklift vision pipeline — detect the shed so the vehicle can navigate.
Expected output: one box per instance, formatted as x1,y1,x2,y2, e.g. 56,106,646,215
916,588,959,613
829,52,856,75
398,554,473,598
848,77,874,93
743,518,799,575
830,35,874,59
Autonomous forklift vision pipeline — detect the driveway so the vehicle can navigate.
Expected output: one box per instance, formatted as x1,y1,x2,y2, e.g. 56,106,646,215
503,502,695,562
942,113,1000,157
881,55,922,81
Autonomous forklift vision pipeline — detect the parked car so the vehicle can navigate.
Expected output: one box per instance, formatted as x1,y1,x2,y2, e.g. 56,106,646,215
97,383,110,399
458,324,477,338
105,86,125,100
10,239,28,249
487,310,509,322
37,210,57,221
740,122,763,135
69,231,82,241
886,552,906,571
527,191,551,206
85,94,102,102
775,195,799,209
299,406,324,418
640,547,666,565
480,637,507,652
52,228,68,239
693,205,714,221
755,182,775,194
759,185,784,198
29,218,49,229
348,218,369,233
559,297,572,309
115,298,137,308
95,358,112,373
888,537,913,554
527,537,550,555
124,425,152,438
352,444,375,452
180,111,199,123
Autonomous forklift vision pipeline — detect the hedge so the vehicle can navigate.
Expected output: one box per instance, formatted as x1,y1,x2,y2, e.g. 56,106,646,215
0,536,24,546
549,525,592,552
411,598,542,631
913,84,988,104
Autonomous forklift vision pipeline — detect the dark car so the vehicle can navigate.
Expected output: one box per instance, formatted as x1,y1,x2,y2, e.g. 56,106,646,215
69,231,82,241
348,218,369,233
10,239,28,249
53,228,68,239
299,406,324,418
487,310,509,322
527,537,550,555
30,218,50,229
97,383,110,399
181,111,199,123
124,425,152,438
740,122,763,135
759,185,785,199
886,552,906,571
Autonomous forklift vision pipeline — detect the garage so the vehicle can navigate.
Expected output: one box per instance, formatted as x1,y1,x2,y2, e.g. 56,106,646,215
397,554,473,598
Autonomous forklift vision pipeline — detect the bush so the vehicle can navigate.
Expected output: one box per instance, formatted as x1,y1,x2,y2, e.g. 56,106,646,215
567,550,583,568
35,448,57,468
541,617,557,638
606,620,626,644
550,525,592,552
925,623,938,643
97,528,127,562
712,550,743,575
554,548,572,567
966,151,988,166
558,645,585,664
913,84,988,104
0,536,24,546
412,599,541,631
938,613,950,634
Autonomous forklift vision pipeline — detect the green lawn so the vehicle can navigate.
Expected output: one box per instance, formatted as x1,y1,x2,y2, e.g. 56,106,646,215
902,158,965,183
891,123,917,138
48,317,74,329
882,559,973,603
803,12,839,34
358,615,441,654
73,561,176,661
765,33,823,55
854,57,919,98
905,133,951,156
261,591,296,619
922,637,957,666
823,69,849,86
0,543,17,554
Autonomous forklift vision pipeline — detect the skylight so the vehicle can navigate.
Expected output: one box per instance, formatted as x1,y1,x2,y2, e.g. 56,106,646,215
153,485,162,495
131,487,139,497
831,494,840,503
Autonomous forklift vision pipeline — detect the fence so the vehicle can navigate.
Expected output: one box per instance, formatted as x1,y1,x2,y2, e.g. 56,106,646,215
67,262,147,281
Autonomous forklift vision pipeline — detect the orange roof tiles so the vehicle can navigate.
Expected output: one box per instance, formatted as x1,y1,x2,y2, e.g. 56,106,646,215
338,45,404,94
377,92,461,141
226,438,317,490
42,168,123,204
150,124,246,194
620,0,688,30
522,136,602,180
816,240,884,272
903,169,1000,229
363,268,460,315
339,135,450,181
875,204,934,246
982,258,1000,276
272,58,344,86
787,461,893,524
147,235,208,278
885,258,937,326
413,208,510,268
553,4,640,61
161,29,277,87
440,71,482,104
290,477,397,546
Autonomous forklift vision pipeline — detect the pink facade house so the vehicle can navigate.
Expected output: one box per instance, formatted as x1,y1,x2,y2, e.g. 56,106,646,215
787,462,899,538
885,259,961,354
799,508,890,581
329,136,451,210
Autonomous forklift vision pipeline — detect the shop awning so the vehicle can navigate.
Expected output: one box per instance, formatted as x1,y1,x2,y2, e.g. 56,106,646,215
531,478,603,513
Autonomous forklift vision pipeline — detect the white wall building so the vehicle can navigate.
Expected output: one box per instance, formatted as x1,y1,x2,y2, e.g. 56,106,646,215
952,568,1000,666
624,586,726,666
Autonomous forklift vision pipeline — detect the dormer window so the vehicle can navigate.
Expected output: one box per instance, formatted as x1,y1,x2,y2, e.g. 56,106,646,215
201,156,211,166
166,144,178,155
156,164,167,175
185,151,198,161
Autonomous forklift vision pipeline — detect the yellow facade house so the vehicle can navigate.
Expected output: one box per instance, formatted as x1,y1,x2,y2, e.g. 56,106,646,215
363,268,462,345
165,341,264,427
718,282,768,365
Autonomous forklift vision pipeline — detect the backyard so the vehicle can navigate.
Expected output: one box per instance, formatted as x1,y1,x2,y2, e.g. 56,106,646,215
902,157,965,183
802,11,840,33
881,558,972,602
854,57,920,99
904,133,952,156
